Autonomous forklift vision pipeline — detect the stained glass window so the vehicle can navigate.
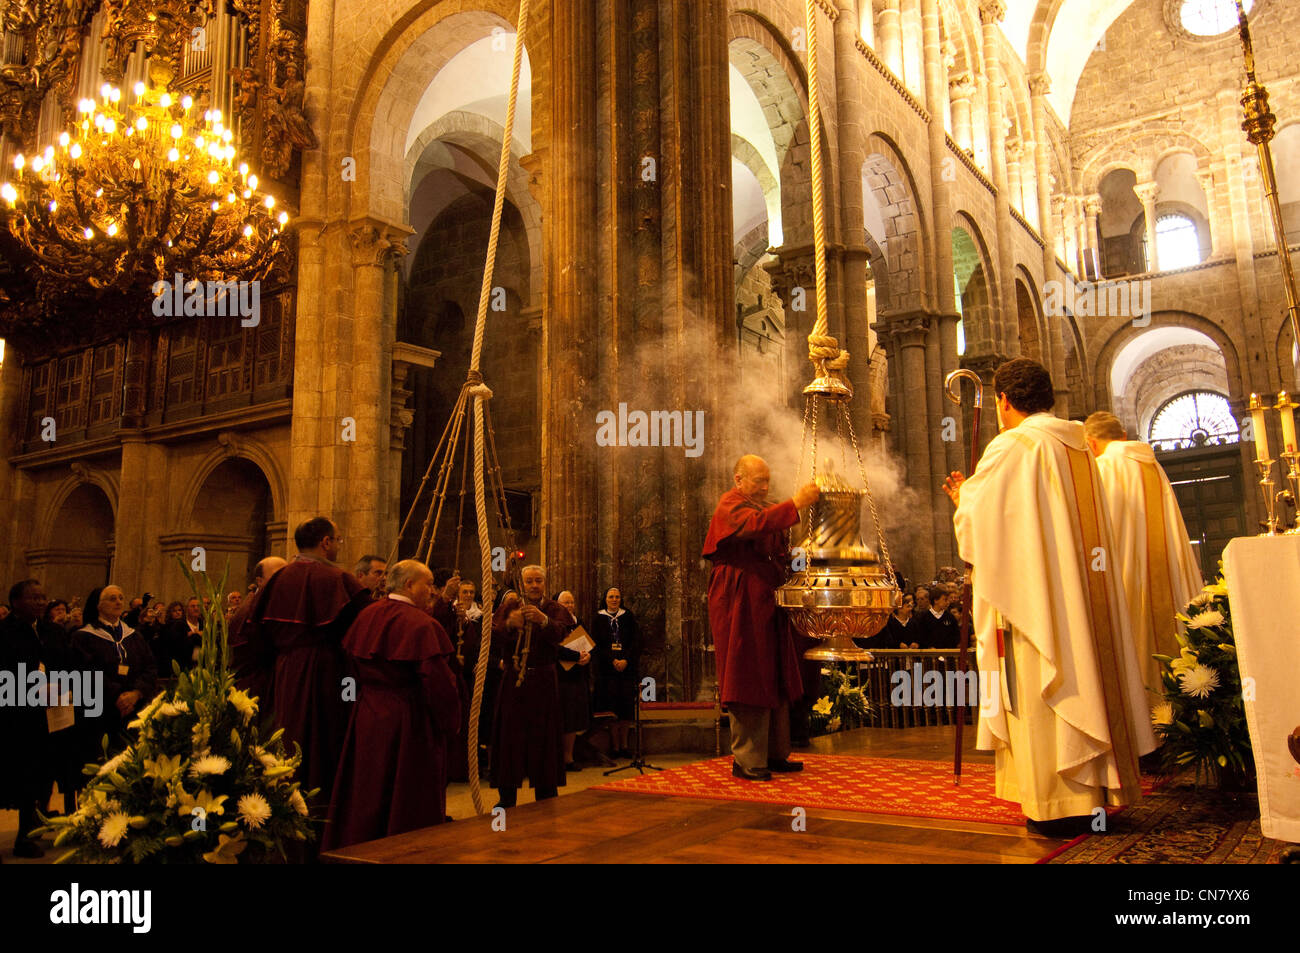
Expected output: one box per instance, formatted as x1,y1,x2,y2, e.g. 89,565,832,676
1149,391,1239,451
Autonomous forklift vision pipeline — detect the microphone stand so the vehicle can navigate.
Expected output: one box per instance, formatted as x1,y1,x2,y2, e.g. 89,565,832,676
944,368,985,785
604,664,662,776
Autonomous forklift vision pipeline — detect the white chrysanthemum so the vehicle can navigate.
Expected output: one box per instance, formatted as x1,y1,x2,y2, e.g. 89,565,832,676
289,789,309,816
228,689,257,723
237,793,273,830
1151,703,1174,727
258,751,281,769
158,700,190,718
96,748,133,777
1179,664,1221,699
98,811,130,848
1187,609,1225,630
1189,591,1215,608
189,754,232,778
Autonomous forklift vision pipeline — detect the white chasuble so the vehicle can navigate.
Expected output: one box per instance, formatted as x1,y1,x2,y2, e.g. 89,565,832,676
954,414,1155,820
1095,440,1203,700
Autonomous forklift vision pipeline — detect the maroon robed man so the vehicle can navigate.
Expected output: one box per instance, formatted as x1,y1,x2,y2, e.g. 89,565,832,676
324,560,460,849
703,455,819,781
232,518,368,800
489,565,569,808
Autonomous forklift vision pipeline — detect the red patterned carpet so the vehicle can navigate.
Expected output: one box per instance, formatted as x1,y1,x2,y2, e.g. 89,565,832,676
593,754,1028,825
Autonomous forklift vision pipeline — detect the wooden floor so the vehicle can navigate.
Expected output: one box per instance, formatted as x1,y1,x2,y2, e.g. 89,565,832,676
323,726,1066,864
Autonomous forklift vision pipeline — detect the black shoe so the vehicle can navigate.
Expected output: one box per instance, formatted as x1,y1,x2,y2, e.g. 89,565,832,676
1025,815,1092,838
732,762,773,782
12,839,44,859
767,758,804,773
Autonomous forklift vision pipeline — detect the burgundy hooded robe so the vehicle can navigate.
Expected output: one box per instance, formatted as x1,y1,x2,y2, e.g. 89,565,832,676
323,597,460,850
702,488,803,709
489,596,568,790
427,596,479,783
230,554,369,799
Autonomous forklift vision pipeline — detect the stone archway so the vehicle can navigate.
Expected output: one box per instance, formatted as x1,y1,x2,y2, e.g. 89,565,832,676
166,457,274,595
29,480,116,606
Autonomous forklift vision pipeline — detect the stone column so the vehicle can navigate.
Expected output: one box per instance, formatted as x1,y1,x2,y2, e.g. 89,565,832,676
0,341,26,584
1005,136,1024,215
1083,194,1102,279
877,0,904,78
1072,195,1089,277
1030,72,1068,414
835,0,872,443
900,0,923,93
114,434,150,598
1135,180,1160,274
1196,165,1218,257
544,0,598,614
345,219,410,557
886,315,936,580
287,221,329,534
948,72,975,153
979,0,1015,354
923,0,958,569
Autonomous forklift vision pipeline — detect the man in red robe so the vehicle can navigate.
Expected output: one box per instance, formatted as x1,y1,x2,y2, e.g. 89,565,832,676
231,517,369,803
324,559,460,849
490,565,569,808
703,455,819,780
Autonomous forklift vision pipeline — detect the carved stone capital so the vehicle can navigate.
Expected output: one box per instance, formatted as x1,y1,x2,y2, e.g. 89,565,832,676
217,431,241,458
948,72,976,102
1133,181,1159,205
1028,72,1052,98
347,220,414,268
978,0,1006,27
1083,195,1102,217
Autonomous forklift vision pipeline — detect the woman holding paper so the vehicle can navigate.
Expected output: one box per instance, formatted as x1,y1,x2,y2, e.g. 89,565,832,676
554,591,592,771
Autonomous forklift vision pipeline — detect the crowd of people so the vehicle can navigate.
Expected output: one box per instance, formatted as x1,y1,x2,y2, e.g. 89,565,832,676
0,517,643,857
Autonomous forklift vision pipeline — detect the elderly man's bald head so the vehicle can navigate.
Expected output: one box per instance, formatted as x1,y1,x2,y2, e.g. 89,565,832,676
254,556,287,589
733,454,772,502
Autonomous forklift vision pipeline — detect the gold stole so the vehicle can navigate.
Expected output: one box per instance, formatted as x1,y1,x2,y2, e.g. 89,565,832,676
1064,447,1143,804
1140,461,1179,659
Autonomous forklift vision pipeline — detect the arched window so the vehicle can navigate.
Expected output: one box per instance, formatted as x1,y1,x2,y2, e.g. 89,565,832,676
1180,0,1252,37
1155,214,1201,271
1148,391,1239,451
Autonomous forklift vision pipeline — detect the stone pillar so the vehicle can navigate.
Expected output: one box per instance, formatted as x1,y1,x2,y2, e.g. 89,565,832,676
0,341,25,585
979,0,1015,354
835,0,872,443
544,0,598,613
287,221,329,535
114,434,150,597
1072,195,1089,277
886,316,936,579
923,0,958,569
877,0,904,78
1005,136,1024,215
344,219,409,557
1083,194,1102,279
900,0,923,94
1196,165,1218,257
1030,72,1068,415
1135,180,1159,274
948,72,975,153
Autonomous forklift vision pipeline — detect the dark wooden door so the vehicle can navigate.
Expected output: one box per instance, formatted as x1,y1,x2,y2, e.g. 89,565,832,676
1158,446,1248,579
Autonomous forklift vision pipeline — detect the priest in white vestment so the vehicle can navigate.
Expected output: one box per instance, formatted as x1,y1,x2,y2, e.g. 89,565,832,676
945,359,1156,836
1084,412,1203,702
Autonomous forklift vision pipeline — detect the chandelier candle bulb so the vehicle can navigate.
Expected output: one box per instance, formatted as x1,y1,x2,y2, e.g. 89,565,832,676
1278,392,1297,453
1251,393,1270,460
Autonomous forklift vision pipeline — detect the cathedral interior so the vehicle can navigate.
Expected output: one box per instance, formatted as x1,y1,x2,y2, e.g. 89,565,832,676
1,0,1297,706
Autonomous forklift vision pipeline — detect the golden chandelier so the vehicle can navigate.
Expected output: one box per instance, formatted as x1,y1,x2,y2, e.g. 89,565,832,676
1,79,288,315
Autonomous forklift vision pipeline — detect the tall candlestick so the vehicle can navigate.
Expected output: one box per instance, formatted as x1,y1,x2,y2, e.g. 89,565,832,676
1251,393,1270,460
1279,391,1298,454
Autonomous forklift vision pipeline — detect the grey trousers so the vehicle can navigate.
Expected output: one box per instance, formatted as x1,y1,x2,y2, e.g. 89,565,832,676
727,700,791,770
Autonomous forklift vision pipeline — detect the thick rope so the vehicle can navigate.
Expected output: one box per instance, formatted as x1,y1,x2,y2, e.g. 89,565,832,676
464,0,530,816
